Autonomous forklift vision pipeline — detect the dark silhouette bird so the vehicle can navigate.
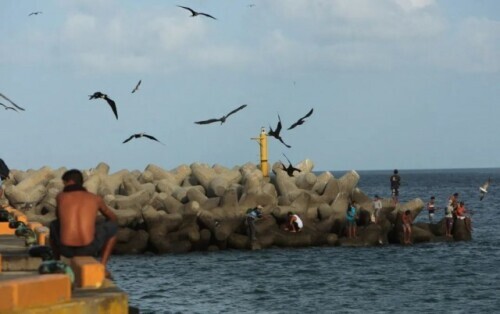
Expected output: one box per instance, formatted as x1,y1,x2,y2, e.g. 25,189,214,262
28,11,42,16
123,133,164,145
268,114,291,148
248,4,256,7
281,153,301,177
287,108,314,130
0,103,18,112
131,80,141,93
0,93,25,111
479,177,491,201
89,92,118,119
177,5,217,20
195,104,247,125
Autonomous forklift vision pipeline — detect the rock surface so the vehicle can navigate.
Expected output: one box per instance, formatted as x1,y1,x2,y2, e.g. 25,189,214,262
3,162,472,254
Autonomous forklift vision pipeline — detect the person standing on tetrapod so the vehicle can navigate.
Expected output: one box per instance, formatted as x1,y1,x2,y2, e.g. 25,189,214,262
390,169,401,204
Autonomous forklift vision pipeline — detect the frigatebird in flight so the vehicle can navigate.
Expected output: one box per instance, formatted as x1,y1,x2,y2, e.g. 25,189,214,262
131,80,141,93
479,177,491,201
195,104,247,125
0,93,25,111
123,133,164,145
287,108,314,130
28,11,42,16
0,103,18,112
177,5,217,20
281,153,301,177
89,92,118,120
268,114,291,148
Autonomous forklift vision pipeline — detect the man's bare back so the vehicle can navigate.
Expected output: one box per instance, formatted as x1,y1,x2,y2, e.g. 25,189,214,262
50,169,118,270
57,190,114,246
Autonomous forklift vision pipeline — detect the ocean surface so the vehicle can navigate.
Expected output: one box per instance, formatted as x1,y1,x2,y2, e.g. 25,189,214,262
109,169,500,313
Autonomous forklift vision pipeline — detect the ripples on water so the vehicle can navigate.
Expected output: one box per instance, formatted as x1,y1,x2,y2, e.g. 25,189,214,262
110,169,500,313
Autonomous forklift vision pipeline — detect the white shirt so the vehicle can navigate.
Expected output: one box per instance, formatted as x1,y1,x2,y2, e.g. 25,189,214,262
292,215,303,228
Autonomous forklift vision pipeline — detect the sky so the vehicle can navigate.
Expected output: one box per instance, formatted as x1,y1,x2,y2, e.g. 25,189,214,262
1,0,500,172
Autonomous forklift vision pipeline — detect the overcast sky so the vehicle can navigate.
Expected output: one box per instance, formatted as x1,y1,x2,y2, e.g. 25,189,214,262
1,0,499,172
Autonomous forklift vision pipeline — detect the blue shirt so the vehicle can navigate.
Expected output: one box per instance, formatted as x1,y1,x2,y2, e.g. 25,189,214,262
346,206,356,222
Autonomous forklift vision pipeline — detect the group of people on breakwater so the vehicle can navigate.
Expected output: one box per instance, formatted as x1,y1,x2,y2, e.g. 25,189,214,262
241,168,474,247
385,169,473,243
0,159,475,275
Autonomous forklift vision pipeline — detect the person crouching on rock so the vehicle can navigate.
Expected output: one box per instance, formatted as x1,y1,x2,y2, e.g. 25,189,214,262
49,169,118,278
246,205,264,242
285,212,303,233
402,209,413,244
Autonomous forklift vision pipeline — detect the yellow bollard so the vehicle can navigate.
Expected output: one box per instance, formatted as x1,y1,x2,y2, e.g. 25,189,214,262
259,127,269,177
251,127,269,177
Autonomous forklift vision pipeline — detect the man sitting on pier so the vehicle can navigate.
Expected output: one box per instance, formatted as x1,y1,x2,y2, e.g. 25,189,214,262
49,169,117,277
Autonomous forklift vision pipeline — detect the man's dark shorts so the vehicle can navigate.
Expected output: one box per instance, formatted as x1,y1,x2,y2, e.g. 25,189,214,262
49,220,118,258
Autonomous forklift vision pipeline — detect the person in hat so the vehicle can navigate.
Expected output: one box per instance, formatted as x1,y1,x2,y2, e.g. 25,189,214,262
246,205,264,241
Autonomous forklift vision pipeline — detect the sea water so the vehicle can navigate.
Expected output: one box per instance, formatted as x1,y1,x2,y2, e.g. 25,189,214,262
109,169,500,313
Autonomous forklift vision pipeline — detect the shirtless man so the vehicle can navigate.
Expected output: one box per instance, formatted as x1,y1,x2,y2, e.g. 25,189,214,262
402,210,413,244
49,169,117,274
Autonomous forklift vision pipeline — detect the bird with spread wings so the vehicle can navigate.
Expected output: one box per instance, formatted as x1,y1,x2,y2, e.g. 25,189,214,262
123,133,164,145
195,104,247,125
0,93,25,111
89,92,118,120
131,80,141,93
268,114,291,148
287,108,314,130
479,177,491,201
281,153,301,177
177,6,217,20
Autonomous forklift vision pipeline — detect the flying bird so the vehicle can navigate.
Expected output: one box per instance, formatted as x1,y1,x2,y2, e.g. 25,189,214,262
0,103,18,112
0,93,25,111
195,104,247,125
248,4,256,7
177,5,217,20
131,80,142,93
268,114,291,148
123,133,164,145
287,108,314,130
28,11,42,16
89,92,118,120
281,153,301,177
479,177,491,201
